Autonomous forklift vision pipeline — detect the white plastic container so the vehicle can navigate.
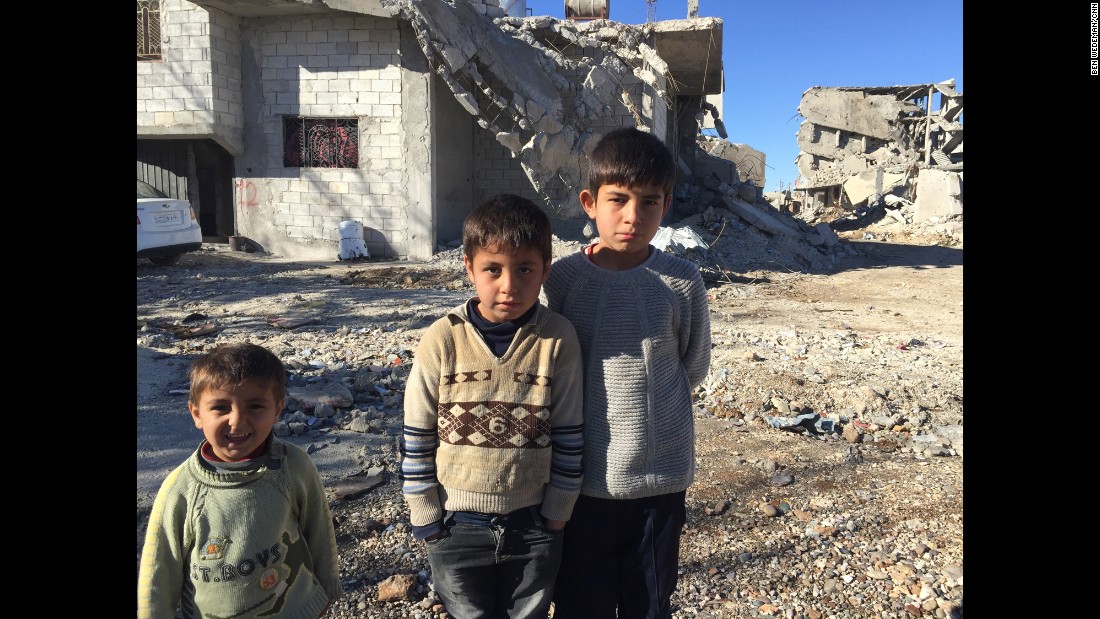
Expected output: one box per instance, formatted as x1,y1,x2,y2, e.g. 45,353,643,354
338,220,369,260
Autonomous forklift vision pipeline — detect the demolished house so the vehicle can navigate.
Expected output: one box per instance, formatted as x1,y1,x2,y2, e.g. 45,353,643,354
784,80,963,232
137,0,836,268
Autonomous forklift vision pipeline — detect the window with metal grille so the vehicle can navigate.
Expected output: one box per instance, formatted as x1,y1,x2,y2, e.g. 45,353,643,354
283,118,360,168
137,1,162,61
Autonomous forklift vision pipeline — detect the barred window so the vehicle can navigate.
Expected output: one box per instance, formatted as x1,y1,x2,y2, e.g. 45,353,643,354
283,118,360,168
137,1,162,61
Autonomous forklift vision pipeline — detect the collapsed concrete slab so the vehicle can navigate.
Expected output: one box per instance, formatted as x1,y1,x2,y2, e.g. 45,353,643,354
397,1,692,218
792,79,963,229
697,137,767,198
913,168,963,223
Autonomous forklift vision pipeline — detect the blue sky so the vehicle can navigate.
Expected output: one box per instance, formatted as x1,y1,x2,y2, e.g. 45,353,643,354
515,0,964,192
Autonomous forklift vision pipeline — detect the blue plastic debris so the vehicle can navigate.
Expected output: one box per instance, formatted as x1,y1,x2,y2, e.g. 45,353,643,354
765,412,838,436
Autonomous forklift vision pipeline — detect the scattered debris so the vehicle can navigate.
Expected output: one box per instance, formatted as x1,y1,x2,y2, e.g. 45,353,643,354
333,468,386,500
287,383,355,411
163,322,217,339
843,445,864,464
266,315,318,329
651,225,709,254
376,573,418,603
765,412,838,436
769,472,795,487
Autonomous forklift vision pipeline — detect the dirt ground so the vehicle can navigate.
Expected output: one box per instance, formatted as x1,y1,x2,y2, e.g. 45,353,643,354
137,213,963,617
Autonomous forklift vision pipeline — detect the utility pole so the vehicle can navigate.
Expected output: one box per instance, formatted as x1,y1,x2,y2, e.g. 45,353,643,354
647,0,657,23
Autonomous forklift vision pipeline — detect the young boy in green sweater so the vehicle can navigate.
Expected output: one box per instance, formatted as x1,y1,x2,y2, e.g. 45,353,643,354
138,342,341,619
400,193,585,618
543,127,713,618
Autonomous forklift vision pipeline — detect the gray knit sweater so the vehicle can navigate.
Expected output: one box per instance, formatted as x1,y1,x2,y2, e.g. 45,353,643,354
542,246,711,499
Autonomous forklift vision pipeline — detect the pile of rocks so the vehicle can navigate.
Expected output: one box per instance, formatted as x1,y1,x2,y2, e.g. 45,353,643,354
137,219,962,618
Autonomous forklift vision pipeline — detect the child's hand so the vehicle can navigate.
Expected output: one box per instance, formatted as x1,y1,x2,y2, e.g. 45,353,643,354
544,518,566,531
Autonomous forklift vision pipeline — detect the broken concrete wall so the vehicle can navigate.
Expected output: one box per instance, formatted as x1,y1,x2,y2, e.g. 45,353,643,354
426,6,833,265
469,15,670,220
913,168,963,223
408,6,680,219
840,168,909,208
798,88,917,142
687,139,764,210
793,80,963,221
696,137,766,199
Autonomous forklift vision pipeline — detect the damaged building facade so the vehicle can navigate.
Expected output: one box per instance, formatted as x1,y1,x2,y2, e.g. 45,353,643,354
787,80,963,227
136,0,738,261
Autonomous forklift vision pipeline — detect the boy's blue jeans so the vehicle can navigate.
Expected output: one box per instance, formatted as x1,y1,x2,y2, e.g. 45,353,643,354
426,505,564,619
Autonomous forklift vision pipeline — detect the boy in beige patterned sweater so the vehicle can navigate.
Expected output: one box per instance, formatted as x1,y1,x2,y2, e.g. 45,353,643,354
399,193,584,618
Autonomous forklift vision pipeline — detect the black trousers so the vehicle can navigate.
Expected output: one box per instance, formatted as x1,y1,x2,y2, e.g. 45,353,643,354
552,491,687,619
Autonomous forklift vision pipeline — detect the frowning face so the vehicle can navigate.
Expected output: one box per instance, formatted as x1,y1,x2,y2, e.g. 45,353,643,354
463,243,550,323
582,181,671,271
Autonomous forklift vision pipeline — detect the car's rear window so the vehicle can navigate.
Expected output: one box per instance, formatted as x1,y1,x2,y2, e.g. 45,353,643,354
137,180,169,200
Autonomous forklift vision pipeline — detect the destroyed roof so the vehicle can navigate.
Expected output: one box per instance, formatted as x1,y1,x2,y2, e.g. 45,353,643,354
803,79,960,101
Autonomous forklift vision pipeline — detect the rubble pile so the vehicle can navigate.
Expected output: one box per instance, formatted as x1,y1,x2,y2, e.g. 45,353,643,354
138,223,962,618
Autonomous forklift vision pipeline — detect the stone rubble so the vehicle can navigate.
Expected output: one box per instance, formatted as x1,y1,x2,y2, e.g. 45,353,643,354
138,214,961,619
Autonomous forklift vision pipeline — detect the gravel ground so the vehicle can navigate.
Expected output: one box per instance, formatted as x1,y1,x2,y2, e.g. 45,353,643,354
138,209,962,619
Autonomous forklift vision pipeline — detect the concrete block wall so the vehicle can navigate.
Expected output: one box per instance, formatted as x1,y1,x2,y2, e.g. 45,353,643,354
466,0,507,18
235,12,410,260
474,131,543,208
208,8,243,145
137,0,242,154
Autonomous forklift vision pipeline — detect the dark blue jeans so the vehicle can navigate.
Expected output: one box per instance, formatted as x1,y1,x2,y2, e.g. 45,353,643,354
426,505,564,619
551,492,687,619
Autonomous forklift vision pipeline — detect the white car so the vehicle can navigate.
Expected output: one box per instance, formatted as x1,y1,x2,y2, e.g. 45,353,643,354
137,179,203,265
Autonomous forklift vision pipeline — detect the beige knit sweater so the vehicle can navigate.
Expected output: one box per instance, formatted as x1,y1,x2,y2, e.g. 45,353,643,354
400,302,585,527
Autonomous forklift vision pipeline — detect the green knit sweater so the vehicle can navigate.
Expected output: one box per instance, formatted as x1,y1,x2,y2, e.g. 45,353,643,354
400,302,585,527
138,437,341,619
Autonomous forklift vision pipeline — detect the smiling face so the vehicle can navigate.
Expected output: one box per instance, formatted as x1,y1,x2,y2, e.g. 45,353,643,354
189,379,284,462
582,181,672,271
463,243,550,324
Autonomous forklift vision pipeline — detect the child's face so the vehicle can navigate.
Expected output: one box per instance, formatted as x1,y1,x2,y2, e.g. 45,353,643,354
463,243,550,323
189,379,284,462
581,182,671,269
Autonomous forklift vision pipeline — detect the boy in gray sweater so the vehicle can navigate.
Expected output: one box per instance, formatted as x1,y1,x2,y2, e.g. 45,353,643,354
543,127,712,619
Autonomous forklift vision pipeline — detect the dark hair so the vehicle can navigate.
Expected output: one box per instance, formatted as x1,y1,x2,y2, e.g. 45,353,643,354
188,343,287,405
587,127,676,197
462,193,553,263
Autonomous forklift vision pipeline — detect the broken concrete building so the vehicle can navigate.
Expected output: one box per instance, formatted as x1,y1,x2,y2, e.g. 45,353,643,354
137,0,752,261
790,80,963,226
